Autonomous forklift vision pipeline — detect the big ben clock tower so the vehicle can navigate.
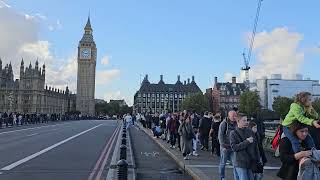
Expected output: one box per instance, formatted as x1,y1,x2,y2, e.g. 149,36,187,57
76,17,96,115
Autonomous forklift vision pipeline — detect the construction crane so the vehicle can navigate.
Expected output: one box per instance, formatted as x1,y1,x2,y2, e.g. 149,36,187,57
242,0,263,89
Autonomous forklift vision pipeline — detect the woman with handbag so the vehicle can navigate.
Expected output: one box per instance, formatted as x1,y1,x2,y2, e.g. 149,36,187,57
178,114,195,160
230,113,260,180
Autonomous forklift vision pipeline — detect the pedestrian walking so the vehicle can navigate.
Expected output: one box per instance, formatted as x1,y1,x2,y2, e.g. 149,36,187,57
191,110,200,156
199,111,212,151
218,110,238,180
210,112,221,156
248,121,267,180
167,113,178,149
230,113,260,180
251,112,265,142
178,114,195,160
124,113,132,129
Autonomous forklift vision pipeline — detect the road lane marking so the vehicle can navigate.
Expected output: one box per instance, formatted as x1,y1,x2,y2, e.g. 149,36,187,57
26,133,38,137
94,125,120,180
87,125,120,180
0,122,73,135
0,124,103,171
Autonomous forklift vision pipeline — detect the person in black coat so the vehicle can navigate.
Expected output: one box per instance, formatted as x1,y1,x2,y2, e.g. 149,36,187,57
210,113,221,156
277,120,312,180
199,112,212,150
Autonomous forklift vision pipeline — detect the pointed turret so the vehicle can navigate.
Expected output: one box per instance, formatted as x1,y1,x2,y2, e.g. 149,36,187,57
20,58,24,78
80,16,95,43
9,62,12,70
85,16,92,31
42,64,45,76
35,59,39,69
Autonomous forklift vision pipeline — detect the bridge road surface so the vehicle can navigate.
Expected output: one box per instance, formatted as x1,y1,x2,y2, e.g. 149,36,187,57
0,120,120,180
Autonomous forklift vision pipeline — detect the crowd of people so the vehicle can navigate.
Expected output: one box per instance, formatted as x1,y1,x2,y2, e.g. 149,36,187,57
0,112,93,128
129,91,320,180
131,108,266,180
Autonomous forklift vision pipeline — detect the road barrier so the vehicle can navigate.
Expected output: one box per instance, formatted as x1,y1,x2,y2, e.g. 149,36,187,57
120,144,127,160
117,159,128,180
117,122,128,180
121,137,127,145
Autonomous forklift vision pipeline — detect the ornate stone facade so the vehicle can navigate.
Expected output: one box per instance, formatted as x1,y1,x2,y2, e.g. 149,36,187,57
76,17,96,115
0,59,76,114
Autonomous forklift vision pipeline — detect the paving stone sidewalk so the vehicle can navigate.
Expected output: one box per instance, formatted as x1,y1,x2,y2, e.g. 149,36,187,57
136,123,282,180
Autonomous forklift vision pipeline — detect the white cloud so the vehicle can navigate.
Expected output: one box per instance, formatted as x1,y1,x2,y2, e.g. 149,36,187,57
34,13,47,20
0,4,76,92
0,1,11,8
96,69,121,85
250,27,304,80
0,3,122,100
225,27,305,82
101,55,110,65
48,19,62,31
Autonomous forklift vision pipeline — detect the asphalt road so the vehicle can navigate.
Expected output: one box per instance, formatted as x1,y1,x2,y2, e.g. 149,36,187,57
130,125,193,180
0,120,119,180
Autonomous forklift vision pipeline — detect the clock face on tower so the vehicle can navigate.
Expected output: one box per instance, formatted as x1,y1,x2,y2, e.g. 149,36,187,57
80,48,91,59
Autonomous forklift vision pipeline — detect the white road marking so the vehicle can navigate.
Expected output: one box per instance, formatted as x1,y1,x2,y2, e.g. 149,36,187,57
0,123,73,135
26,133,38,137
0,124,103,171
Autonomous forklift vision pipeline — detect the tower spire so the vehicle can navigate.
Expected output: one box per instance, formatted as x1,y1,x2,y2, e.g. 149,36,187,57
85,16,92,30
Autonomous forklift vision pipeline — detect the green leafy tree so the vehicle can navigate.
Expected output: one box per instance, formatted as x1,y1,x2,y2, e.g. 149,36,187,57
239,91,261,117
95,102,133,116
182,92,210,113
272,96,294,119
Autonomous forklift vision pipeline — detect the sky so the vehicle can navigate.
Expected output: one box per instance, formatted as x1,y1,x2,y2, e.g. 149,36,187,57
0,0,320,106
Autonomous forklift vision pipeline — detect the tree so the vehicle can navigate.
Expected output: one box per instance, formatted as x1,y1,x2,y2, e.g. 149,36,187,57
239,91,261,117
95,102,133,116
182,92,210,114
272,96,293,119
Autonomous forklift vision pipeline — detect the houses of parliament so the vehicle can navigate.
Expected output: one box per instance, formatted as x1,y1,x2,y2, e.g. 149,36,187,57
0,17,96,115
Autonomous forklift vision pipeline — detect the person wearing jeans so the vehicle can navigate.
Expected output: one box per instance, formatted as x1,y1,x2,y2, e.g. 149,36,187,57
219,147,237,180
282,92,320,153
218,110,237,180
191,111,200,156
230,113,260,180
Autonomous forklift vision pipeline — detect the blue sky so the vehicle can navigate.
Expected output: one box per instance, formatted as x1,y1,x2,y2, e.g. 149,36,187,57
1,0,320,105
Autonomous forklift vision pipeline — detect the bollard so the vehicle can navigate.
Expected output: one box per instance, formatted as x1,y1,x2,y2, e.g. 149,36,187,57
120,144,127,160
122,133,126,138
121,137,127,145
117,159,128,180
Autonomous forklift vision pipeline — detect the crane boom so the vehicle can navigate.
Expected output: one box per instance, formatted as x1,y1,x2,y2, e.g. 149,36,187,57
242,0,263,89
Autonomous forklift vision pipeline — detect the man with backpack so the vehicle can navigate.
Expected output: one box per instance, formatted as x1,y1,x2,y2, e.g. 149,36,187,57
218,110,238,180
